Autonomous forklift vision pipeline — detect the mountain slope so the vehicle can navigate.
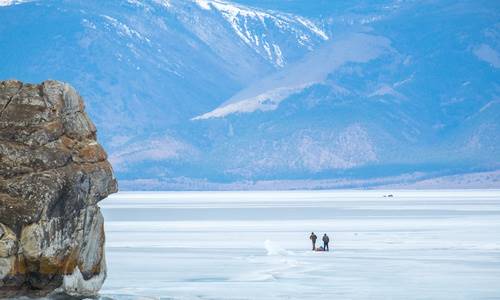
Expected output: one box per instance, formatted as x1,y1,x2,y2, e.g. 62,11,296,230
1,0,499,189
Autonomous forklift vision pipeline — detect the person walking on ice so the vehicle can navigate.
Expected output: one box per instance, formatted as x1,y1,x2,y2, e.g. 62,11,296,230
309,232,317,250
322,233,330,251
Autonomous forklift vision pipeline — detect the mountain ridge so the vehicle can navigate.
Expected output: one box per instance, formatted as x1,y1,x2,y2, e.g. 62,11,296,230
1,0,499,189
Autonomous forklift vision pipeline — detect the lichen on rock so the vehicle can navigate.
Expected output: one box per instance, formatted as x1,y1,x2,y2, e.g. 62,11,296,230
0,80,117,298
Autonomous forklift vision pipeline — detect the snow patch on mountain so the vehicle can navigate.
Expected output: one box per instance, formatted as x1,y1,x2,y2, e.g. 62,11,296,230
393,74,414,87
473,44,500,68
101,15,151,43
193,33,391,120
0,0,31,6
192,83,313,120
194,0,211,10
479,99,500,113
189,0,328,67
197,0,328,40
109,136,199,171
294,17,329,41
151,0,172,8
368,85,405,100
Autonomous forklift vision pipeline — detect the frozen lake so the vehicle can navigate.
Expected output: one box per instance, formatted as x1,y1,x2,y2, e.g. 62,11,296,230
99,190,500,300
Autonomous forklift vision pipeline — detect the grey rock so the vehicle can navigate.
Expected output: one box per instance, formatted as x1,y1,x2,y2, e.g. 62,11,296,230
0,80,117,298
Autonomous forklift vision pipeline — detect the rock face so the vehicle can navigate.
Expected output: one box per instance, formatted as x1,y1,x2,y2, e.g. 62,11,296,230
0,80,117,298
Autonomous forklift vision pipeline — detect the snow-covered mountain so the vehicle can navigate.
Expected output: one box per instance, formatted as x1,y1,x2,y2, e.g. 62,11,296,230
1,0,499,189
0,0,32,6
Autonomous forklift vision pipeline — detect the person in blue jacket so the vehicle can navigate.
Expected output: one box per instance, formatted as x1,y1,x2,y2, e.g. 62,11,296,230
322,233,330,251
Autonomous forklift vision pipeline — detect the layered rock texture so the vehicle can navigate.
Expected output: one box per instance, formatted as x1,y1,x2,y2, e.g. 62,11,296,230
0,80,117,298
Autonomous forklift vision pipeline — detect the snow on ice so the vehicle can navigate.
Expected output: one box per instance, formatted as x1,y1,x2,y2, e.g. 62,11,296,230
98,190,500,300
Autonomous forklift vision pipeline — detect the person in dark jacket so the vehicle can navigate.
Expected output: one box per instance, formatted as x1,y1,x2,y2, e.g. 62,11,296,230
322,233,330,251
309,232,317,250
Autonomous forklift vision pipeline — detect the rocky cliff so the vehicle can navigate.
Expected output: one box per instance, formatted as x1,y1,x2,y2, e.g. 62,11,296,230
0,80,117,298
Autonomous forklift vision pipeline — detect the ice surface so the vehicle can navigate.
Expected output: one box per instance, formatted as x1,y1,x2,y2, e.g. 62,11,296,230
264,240,293,256
98,190,500,300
